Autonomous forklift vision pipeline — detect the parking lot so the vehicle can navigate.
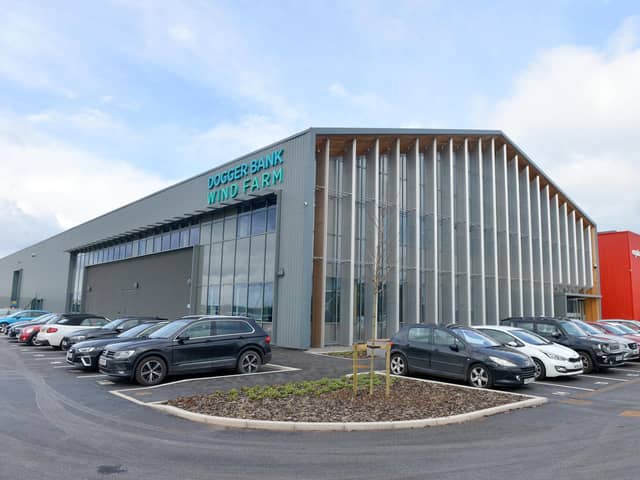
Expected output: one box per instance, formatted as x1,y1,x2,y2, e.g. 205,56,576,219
3,338,640,480
6,338,640,407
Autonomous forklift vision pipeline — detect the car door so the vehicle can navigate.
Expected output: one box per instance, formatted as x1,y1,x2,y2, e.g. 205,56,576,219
430,328,467,378
171,320,216,372
208,319,256,368
406,326,432,371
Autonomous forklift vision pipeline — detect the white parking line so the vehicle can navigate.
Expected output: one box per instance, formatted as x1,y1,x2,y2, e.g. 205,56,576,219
581,374,629,382
97,380,115,385
53,365,76,369
534,382,595,392
76,374,108,379
609,367,640,373
49,361,63,365
113,363,301,394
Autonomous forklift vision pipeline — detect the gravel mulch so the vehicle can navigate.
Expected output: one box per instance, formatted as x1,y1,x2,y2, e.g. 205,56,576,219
167,377,529,423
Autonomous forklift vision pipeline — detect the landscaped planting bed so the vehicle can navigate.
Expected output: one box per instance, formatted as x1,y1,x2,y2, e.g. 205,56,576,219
167,375,529,423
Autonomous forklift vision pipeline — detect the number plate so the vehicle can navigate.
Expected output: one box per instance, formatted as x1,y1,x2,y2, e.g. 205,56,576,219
99,356,107,367
524,377,535,384
615,355,623,362
572,362,582,369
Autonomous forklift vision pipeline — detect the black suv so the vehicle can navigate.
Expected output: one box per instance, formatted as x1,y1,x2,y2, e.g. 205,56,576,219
61,316,167,350
500,317,625,373
98,316,272,386
389,324,535,388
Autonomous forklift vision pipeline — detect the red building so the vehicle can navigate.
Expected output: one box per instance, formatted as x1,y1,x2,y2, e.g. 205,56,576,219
598,231,640,320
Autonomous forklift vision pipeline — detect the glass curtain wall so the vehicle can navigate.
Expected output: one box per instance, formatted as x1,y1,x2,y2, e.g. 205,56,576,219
325,156,343,345
326,149,408,342
399,153,409,326
196,197,277,333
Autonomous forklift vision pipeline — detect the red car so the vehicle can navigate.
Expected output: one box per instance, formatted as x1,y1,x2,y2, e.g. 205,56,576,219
600,320,640,333
595,322,640,346
18,325,45,345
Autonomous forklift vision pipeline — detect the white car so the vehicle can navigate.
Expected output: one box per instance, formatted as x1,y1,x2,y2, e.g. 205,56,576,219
36,314,109,349
477,325,583,380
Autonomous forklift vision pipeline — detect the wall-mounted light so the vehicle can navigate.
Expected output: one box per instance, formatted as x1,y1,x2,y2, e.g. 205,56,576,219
133,281,140,289
277,268,285,277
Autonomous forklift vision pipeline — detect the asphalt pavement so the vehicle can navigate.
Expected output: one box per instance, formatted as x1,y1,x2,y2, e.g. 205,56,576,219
1,340,640,480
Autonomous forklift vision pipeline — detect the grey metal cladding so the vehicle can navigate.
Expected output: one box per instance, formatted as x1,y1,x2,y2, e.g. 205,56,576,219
0,131,316,348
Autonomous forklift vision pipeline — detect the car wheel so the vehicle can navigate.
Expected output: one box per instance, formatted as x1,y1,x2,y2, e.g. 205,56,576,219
237,350,262,374
468,363,492,388
135,356,167,386
390,353,408,376
533,358,546,380
578,351,594,374
29,335,42,346
0,322,7,333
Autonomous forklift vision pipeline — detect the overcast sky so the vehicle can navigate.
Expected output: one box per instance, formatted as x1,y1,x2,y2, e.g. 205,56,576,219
1,0,639,258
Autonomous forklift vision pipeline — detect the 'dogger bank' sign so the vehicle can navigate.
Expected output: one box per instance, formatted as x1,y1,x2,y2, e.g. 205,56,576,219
206,149,284,205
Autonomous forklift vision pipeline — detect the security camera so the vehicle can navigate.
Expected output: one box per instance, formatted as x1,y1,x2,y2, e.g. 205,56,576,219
593,264,598,269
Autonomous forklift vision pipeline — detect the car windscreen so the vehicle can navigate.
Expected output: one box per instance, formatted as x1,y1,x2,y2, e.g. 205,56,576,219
140,322,169,336
573,320,602,336
559,321,587,337
102,319,124,330
454,328,500,347
610,323,634,334
510,329,551,346
602,324,626,335
30,313,54,323
148,319,190,339
117,323,151,338
8,311,27,318
45,315,61,324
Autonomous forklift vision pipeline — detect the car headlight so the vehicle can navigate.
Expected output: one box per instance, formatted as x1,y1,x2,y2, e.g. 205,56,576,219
544,352,568,361
24,327,34,334
488,356,518,368
113,350,136,360
72,336,86,342
596,343,611,353
78,346,96,353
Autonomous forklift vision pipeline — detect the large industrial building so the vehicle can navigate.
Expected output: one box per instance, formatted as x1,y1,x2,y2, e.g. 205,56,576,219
0,128,601,348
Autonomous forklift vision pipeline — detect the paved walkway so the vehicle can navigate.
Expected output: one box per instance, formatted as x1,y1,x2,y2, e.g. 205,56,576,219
118,347,385,403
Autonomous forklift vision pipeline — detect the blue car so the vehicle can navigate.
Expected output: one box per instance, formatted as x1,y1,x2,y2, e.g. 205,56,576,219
0,310,50,332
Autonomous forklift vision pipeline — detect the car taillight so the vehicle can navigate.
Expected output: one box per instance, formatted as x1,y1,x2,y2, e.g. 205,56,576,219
47,327,58,333
265,335,271,344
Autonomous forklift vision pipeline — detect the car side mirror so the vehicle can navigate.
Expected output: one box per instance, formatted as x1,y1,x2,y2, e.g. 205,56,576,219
115,326,124,332
552,331,562,339
176,334,189,342
449,343,459,352
507,341,519,348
